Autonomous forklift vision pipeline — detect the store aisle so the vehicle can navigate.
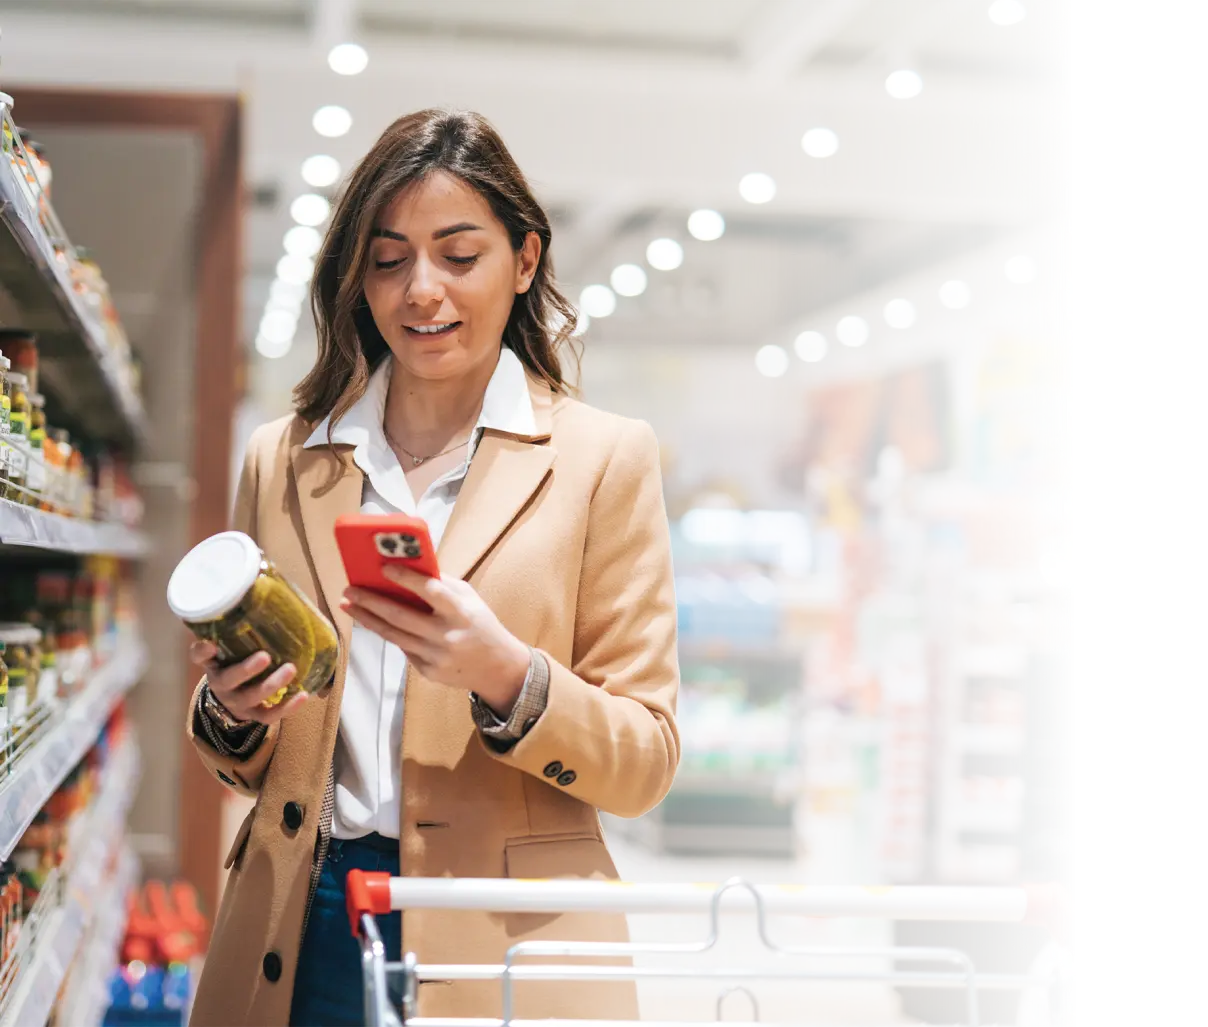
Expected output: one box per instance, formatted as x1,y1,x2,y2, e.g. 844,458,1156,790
605,832,915,1026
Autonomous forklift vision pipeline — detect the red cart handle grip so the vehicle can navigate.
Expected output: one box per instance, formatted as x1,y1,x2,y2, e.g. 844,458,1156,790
346,870,393,937
1019,879,1077,942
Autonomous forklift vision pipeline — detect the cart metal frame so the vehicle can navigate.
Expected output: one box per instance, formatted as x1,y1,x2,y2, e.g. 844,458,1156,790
346,872,1062,1027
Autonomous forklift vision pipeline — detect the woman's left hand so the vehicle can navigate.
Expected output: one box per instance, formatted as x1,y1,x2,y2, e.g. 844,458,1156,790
341,566,531,716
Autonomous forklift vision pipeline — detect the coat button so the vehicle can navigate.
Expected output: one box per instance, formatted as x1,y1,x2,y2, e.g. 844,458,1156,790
283,802,304,831
217,771,235,786
556,770,577,787
543,761,563,778
263,951,282,982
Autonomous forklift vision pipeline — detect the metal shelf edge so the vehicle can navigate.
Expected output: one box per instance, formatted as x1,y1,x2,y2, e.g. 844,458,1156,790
0,499,148,557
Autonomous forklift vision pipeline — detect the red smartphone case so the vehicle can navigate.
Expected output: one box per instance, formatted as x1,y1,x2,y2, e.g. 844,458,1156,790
334,513,441,611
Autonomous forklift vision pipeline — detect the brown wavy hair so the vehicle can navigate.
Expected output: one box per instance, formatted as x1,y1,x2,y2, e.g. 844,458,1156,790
294,108,580,430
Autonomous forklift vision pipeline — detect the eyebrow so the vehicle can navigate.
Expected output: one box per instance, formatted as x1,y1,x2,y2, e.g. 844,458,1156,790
371,222,484,242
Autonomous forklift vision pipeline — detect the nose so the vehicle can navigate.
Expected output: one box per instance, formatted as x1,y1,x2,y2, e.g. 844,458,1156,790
405,252,445,309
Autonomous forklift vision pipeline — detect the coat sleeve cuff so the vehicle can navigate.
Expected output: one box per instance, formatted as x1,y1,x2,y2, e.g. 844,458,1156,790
194,682,269,759
469,649,550,751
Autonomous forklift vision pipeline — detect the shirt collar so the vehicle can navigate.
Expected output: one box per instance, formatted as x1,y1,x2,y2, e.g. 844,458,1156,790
303,346,537,452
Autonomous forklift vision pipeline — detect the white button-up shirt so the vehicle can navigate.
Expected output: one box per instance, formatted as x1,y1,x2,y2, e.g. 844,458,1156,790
303,347,537,840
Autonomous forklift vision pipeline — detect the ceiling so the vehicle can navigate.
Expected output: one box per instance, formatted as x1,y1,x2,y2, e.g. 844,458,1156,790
0,0,1064,414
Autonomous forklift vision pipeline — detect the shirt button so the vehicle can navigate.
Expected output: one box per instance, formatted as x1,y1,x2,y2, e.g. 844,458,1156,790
283,802,304,831
543,761,563,779
556,770,577,787
217,771,236,786
263,951,283,982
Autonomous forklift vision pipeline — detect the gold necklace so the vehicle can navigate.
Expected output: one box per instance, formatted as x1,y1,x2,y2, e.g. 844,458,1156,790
384,425,472,467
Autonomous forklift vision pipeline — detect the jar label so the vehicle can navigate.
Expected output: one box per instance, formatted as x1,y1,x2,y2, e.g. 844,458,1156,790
7,442,26,479
25,444,44,491
8,412,26,437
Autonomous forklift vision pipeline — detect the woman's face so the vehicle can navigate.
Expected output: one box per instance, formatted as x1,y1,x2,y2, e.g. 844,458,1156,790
364,170,540,382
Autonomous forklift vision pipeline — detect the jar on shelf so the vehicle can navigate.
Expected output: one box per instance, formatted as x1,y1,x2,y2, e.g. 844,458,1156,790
0,641,10,774
167,531,340,706
0,352,9,435
0,330,39,396
51,428,73,516
5,372,30,504
24,139,50,201
0,625,37,742
25,394,45,507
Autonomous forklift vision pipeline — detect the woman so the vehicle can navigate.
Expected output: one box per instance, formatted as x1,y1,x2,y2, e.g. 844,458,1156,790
184,109,680,1026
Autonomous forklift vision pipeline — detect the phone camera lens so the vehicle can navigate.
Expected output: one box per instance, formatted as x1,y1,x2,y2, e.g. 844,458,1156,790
379,535,398,554
404,545,421,559
400,533,417,545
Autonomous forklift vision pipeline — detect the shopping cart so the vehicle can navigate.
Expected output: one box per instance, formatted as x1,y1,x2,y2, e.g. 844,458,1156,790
345,871,1063,1027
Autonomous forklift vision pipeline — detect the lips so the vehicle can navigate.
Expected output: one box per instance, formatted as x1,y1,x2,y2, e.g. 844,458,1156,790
404,321,462,338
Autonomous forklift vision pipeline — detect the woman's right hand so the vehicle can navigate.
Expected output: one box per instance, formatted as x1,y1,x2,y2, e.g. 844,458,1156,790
190,642,308,726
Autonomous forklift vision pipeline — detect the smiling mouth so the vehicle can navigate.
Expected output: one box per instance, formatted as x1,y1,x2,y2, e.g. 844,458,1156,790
405,321,462,337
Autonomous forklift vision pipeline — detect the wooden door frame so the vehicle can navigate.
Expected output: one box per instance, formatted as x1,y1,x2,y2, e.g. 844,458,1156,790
13,88,242,917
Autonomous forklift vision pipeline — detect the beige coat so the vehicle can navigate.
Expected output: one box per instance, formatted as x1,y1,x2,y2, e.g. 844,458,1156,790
187,374,680,1025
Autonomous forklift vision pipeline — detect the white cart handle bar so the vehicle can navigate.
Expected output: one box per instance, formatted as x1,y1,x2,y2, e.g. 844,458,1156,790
346,872,1052,936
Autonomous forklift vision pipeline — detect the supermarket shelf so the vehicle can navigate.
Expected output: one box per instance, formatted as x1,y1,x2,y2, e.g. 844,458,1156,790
0,738,140,1027
0,132,146,448
0,499,148,557
954,725,1025,756
0,634,147,862
56,846,139,1027
678,639,803,663
958,646,1030,679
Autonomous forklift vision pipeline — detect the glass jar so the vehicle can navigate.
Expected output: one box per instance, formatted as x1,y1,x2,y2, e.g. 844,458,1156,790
0,625,39,741
167,531,340,706
25,395,45,508
5,372,29,504
51,429,72,516
0,353,9,435
0,331,38,397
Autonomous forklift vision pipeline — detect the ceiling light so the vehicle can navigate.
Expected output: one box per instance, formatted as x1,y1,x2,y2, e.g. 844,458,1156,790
939,279,972,309
301,154,341,188
313,105,352,138
646,238,684,271
884,298,917,329
284,224,323,258
270,278,309,304
988,0,1027,26
276,253,315,285
801,127,840,159
259,309,298,344
739,173,776,204
256,333,293,360
328,42,369,76
291,193,331,227
611,263,648,297
836,315,870,347
579,284,617,319
886,69,923,99
1006,254,1038,283
687,209,725,241
794,330,827,362
266,291,304,315
756,344,789,378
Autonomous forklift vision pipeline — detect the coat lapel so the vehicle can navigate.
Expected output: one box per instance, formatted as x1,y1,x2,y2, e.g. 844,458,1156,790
438,376,556,582
288,441,364,638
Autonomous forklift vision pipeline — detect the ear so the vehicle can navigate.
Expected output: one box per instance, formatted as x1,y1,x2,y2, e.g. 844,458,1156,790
514,231,542,294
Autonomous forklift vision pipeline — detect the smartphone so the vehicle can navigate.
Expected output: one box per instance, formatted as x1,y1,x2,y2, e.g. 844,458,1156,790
334,513,440,611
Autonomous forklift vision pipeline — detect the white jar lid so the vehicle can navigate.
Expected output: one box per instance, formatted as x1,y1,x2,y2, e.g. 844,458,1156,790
0,623,41,645
167,530,262,622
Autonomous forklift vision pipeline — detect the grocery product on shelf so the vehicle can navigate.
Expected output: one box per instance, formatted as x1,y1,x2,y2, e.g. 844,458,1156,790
167,531,341,705
0,330,38,397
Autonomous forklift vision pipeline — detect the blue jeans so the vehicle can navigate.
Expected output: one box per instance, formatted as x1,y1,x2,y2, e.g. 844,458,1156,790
290,834,403,1027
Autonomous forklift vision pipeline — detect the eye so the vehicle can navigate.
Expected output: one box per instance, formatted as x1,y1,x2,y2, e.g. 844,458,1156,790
447,255,479,268
374,257,406,271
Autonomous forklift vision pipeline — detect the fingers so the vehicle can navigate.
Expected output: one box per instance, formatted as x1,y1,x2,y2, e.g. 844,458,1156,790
343,601,439,664
344,587,445,638
251,690,307,726
381,566,463,615
212,659,297,721
189,640,218,668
